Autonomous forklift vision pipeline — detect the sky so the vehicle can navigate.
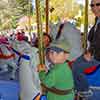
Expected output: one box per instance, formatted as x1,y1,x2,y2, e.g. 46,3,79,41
76,0,84,4
32,0,91,8
76,0,91,5
32,0,88,6
32,0,35,8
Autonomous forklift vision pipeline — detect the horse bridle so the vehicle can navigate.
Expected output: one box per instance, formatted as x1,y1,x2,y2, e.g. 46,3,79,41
55,23,65,40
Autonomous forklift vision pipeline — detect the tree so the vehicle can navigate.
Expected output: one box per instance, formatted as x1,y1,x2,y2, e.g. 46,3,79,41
49,0,76,21
0,0,33,30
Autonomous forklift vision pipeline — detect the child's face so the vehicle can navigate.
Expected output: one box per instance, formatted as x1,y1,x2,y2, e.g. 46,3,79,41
83,52,93,61
43,35,51,47
48,50,69,64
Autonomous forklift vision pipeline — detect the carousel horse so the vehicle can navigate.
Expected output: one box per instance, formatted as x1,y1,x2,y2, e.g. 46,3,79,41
9,38,41,100
49,21,83,60
0,44,17,80
0,37,18,80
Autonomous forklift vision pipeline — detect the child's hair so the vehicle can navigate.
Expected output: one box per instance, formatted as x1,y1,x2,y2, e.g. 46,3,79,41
34,33,52,48
43,32,52,43
83,48,93,56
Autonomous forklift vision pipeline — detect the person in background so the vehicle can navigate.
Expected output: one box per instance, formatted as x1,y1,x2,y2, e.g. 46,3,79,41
88,0,100,61
30,33,37,46
34,33,52,48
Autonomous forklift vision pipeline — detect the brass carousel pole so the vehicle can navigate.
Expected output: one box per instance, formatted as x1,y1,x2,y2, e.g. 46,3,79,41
45,0,49,34
83,0,88,49
35,0,45,64
28,0,32,40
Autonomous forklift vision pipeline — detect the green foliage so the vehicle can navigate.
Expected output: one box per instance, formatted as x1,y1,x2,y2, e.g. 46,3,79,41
0,0,33,30
75,17,82,27
0,0,94,31
11,16,18,28
16,0,33,16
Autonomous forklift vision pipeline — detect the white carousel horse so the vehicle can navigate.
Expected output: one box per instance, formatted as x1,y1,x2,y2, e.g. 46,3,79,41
10,39,41,100
49,21,83,60
0,43,17,79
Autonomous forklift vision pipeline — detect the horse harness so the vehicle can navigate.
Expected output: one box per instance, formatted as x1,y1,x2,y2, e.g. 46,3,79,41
0,45,15,59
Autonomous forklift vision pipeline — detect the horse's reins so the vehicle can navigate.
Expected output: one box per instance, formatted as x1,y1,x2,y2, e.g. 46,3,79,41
12,48,30,66
12,48,30,60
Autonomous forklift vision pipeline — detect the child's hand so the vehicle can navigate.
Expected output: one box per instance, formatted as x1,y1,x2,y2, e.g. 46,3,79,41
37,64,47,72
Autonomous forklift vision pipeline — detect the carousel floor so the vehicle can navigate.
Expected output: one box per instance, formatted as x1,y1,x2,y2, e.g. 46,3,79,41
0,66,20,100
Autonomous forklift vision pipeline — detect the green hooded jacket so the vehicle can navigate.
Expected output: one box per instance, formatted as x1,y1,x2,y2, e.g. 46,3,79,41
39,62,74,100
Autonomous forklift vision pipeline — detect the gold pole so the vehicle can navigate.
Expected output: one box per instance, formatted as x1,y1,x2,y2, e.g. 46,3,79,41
84,0,88,49
28,0,32,40
28,16,31,38
35,0,45,64
45,0,49,34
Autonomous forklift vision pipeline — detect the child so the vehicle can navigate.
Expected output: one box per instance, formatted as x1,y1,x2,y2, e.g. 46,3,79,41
72,49,99,91
72,49,100,100
38,39,74,100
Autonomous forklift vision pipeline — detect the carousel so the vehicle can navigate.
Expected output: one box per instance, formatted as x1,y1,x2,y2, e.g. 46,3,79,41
0,0,100,100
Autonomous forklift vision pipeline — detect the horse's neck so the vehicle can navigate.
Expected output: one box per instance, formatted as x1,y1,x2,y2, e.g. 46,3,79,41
19,41,31,53
12,40,32,55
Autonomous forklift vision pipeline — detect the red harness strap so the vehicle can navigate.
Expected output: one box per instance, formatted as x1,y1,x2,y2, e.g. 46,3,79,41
0,53,15,59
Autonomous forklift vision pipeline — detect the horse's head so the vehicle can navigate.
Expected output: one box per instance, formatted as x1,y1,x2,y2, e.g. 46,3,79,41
49,21,83,59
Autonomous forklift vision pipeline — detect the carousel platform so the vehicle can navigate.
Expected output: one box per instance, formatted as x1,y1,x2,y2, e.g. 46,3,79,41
0,80,20,100
0,66,20,100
